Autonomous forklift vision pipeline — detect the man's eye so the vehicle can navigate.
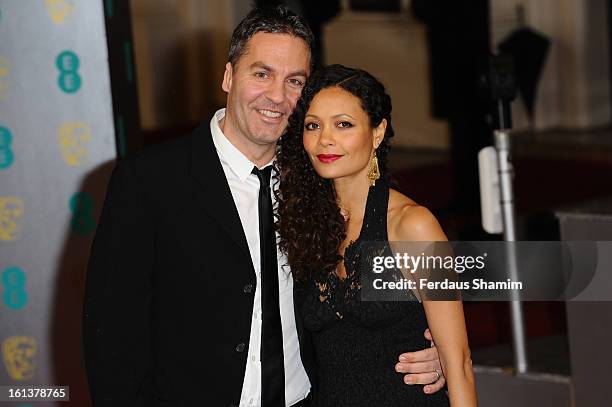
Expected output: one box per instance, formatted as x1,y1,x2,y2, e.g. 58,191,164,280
254,72,269,79
305,122,319,130
288,78,304,87
338,121,353,128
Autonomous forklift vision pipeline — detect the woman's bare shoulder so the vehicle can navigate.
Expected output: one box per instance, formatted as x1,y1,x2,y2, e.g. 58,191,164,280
388,188,446,241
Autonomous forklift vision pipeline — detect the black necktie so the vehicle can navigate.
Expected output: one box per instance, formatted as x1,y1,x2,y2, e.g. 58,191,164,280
252,166,285,407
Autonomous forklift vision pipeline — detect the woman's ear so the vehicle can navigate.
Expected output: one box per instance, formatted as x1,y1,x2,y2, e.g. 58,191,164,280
373,118,387,149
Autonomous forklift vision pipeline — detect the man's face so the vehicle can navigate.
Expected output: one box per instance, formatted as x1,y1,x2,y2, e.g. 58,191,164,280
222,32,310,149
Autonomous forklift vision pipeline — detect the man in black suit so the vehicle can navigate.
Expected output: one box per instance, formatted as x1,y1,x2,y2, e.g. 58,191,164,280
83,6,446,406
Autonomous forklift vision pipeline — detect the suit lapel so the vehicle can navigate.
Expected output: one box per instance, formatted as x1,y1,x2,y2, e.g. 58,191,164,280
189,123,251,258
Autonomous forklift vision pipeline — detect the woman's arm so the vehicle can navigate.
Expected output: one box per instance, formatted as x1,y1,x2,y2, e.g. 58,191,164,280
422,300,476,406
391,204,477,406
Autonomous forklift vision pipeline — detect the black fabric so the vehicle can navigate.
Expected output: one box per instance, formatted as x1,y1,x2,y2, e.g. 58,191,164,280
498,28,550,119
412,0,491,213
290,392,312,407
82,124,316,406
296,181,450,406
252,166,286,406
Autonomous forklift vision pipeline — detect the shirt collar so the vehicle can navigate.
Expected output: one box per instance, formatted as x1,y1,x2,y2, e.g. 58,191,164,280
210,108,274,182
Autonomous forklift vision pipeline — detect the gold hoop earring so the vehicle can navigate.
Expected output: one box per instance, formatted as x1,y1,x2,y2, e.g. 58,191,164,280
367,151,380,186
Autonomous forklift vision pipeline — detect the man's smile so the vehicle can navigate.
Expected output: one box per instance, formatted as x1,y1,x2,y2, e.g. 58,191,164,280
257,108,283,119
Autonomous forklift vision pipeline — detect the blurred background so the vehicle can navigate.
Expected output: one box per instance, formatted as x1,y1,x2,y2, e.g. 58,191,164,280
0,0,611,406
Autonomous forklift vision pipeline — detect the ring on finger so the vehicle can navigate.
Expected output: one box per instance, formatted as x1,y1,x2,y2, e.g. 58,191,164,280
433,370,441,382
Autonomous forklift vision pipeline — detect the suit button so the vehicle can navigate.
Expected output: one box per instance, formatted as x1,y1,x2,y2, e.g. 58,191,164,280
235,342,246,352
243,283,254,293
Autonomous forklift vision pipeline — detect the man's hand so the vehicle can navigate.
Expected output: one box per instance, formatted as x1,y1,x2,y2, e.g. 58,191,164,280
395,329,446,394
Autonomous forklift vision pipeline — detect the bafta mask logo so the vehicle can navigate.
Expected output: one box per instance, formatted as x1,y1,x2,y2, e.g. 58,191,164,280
0,56,9,100
2,336,37,381
0,197,24,241
59,122,91,166
45,0,75,24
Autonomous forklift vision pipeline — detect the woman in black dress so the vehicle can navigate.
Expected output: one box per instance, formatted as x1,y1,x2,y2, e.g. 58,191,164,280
276,65,476,406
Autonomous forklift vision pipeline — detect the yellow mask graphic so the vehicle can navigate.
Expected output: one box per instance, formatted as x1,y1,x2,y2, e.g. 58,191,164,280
59,122,91,166
45,0,74,24
2,336,37,381
0,56,9,100
0,197,24,241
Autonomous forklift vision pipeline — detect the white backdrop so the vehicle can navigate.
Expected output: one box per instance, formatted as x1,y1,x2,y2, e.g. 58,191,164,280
0,1,117,405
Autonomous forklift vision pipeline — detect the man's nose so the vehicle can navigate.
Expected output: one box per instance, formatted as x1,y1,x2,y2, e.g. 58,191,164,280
265,78,286,105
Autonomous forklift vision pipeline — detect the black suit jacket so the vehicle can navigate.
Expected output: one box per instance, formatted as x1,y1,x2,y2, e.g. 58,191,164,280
82,123,316,407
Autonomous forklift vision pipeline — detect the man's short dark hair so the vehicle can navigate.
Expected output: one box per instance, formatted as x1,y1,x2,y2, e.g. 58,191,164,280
228,5,314,69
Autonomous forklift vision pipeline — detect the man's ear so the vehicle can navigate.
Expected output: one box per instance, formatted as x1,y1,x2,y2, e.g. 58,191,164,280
222,62,233,93
373,118,387,149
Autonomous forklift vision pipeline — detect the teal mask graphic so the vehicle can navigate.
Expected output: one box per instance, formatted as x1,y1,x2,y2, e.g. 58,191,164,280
0,126,14,169
56,51,81,93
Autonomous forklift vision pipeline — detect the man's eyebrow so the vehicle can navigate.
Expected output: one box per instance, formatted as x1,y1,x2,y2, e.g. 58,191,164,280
250,61,273,71
249,62,307,78
288,69,308,78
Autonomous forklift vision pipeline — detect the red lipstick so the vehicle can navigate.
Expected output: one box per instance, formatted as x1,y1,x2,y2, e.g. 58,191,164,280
316,154,343,163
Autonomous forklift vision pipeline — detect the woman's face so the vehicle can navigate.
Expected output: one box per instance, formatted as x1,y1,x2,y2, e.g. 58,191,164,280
302,86,385,182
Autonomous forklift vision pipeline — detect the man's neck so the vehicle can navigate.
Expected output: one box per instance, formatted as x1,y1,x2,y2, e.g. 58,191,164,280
219,115,277,168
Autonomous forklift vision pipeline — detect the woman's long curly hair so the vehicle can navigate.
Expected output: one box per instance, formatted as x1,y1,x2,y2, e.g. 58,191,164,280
275,64,395,284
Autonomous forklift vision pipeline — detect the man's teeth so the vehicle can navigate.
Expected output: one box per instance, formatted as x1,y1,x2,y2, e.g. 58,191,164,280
258,109,282,118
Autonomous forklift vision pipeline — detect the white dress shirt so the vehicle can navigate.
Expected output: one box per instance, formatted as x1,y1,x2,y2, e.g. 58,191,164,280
210,109,311,407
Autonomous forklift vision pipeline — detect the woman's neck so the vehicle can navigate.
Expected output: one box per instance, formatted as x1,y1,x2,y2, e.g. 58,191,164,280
333,174,371,223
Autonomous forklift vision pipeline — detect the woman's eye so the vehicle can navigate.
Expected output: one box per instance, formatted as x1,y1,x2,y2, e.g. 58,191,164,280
338,121,353,128
305,122,319,131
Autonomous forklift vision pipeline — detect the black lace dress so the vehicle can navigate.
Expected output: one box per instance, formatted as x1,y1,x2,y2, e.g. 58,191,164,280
296,181,450,406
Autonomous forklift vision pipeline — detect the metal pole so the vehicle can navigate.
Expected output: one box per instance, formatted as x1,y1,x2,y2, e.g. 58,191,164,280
494,126,529,374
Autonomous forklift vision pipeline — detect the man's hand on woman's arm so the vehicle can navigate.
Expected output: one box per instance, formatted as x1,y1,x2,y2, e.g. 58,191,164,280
396,329,447,394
